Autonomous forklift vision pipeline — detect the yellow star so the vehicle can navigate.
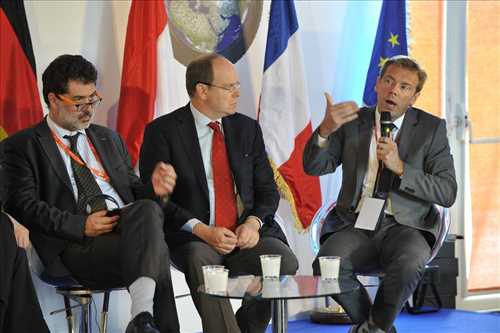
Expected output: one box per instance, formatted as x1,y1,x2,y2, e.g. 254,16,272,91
378,56,388,68
388,32,400,48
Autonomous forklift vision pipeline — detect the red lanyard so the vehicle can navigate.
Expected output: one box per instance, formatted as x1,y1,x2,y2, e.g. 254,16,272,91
51,130,110,182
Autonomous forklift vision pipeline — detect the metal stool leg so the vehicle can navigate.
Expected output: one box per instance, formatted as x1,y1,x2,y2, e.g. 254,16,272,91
100,291,111,333
79,295,92,333
63,296,75,333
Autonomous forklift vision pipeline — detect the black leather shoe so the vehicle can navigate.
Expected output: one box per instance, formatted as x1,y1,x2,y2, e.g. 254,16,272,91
125,312,160,333
348,322,397,333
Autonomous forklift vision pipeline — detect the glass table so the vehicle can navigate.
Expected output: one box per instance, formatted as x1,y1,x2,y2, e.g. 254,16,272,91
199,275,358,333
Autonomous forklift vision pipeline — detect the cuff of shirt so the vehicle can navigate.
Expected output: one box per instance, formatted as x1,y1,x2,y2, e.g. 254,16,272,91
181,218,203,233
247,215,263,229
317,133,329,148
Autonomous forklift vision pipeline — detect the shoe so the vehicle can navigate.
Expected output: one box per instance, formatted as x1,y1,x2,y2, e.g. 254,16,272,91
348,322,396,333
125,312,160,333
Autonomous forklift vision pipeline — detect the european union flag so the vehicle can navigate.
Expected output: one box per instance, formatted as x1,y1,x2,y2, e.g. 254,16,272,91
363,0,408,106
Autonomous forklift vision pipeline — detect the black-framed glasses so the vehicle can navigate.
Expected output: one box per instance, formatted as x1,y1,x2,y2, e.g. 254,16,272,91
56,92,103,112
198,81,241,93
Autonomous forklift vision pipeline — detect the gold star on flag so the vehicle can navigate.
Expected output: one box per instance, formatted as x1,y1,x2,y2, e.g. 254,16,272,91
378,57,388,68
388,32,400,48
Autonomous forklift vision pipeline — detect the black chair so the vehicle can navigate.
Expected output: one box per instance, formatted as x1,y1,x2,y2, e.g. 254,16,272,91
309,202,450,323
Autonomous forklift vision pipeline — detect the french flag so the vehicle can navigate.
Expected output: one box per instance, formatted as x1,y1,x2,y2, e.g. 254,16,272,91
258,0,321,230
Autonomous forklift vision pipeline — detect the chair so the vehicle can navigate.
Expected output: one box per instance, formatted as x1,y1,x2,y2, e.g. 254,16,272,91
27,244,122,333
309,201,450,323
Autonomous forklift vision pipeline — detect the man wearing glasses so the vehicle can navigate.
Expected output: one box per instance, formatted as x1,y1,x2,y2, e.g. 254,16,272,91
140,54,298,333
2,55,180,333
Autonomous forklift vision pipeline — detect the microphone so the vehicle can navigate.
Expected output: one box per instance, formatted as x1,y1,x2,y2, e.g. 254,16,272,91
380,111,394,138
373,111,395,199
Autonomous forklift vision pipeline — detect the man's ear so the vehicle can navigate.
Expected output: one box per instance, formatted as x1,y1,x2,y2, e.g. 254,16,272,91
195,83,208,100
47,93,57,107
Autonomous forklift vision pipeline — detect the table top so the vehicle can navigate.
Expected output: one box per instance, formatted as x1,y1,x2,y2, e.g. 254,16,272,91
199,275,358,301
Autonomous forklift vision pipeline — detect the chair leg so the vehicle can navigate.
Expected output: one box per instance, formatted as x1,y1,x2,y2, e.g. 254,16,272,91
79,295,92,333
63,296,75,333
100,291,111,333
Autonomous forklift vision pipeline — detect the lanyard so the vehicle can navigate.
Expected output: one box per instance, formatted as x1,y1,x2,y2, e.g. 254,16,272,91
51,130,110,182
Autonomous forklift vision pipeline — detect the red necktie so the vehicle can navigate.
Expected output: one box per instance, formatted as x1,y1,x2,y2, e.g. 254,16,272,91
208,121,237,230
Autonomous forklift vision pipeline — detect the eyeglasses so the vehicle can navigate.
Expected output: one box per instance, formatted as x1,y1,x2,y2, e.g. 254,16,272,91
198,81,241,93
56,92,102,112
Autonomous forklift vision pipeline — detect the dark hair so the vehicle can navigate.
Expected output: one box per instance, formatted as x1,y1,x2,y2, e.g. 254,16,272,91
185,53,223,98
379,55,427,93
42,54,97,107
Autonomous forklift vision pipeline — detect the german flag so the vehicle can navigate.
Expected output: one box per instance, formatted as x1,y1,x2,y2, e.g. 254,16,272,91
0,0,42,141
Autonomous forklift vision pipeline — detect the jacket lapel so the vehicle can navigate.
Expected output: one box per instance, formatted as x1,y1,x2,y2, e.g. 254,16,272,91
176,106,209,200
84,127,130,200
221,116,242,193
397,107,418,161
354,108,375,195
36,120,73,194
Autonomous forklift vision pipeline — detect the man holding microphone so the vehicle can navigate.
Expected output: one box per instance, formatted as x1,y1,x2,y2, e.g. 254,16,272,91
303,56,457,333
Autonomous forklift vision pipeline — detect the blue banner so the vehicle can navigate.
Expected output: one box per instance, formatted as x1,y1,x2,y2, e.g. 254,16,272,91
263,0,299,72
362,0,408,106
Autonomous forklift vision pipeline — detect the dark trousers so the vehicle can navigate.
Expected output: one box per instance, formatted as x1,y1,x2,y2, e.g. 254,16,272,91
61,199,180,333
0,213,49,333
313,217,430,332
172,237,298,333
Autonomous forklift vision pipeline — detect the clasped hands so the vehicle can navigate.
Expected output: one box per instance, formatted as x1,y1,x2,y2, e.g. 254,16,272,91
85,162,176,237
194,217,261,255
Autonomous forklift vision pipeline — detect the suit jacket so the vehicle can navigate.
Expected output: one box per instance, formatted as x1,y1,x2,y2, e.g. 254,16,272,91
303,107,457,245
140,104,287,249
2,118,158,276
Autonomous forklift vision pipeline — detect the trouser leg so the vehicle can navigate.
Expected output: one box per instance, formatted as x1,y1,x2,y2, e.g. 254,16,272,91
171,241,240,333
371,224,430,331
0,214,49,333
62,200,180,333
312,227,378,324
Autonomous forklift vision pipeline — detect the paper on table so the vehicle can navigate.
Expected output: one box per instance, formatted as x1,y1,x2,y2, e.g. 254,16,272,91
354,197,386,230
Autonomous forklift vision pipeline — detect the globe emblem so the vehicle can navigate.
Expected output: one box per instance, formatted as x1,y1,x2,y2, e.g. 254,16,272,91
166,0,262,65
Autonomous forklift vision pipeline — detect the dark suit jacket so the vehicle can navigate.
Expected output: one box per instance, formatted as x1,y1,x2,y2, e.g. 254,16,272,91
140,104,287,249
2,118,158,276
303,107,457,245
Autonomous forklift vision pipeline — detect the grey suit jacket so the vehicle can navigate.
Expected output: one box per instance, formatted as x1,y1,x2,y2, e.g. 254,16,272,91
303,107,457,245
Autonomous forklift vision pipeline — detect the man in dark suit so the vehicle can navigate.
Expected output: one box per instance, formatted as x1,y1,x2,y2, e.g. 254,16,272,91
140,54,298,333
3,55,180,333
303,56,457,333
0,143,49,333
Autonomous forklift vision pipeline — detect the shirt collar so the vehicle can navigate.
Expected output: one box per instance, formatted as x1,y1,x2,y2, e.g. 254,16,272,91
190,102,222,131
46,114,86,140
375,107,405,130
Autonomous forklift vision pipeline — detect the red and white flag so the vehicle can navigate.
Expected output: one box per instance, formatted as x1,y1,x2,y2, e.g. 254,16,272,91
117,0,186,166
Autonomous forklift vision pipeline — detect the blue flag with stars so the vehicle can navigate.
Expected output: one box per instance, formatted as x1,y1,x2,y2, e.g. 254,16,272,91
363,0,408,106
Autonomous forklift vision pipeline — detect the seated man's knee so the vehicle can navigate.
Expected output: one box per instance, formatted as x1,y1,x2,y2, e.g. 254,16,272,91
132,199,164,225
280,249,299,275
182,243,221,272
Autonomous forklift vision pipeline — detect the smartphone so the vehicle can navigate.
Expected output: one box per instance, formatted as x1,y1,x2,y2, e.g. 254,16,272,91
106,208,121,217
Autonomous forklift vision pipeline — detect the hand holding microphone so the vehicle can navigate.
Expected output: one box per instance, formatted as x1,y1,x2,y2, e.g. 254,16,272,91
376,112,404,176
